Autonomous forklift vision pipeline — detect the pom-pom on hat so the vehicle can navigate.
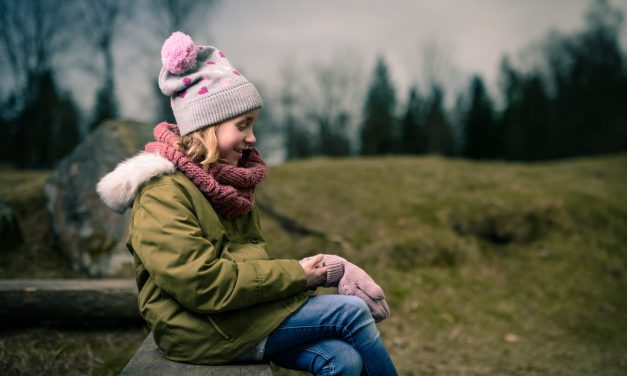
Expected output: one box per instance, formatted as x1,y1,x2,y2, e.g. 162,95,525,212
161,32,197,75
158,31,262,136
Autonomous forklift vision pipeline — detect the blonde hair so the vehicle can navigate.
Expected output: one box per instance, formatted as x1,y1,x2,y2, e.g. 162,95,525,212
176,126,220,171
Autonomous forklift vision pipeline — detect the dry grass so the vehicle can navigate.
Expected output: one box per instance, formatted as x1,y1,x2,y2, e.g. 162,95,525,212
0,170,74,278
258,154,627,375
1,154,626,375
0,328,145,376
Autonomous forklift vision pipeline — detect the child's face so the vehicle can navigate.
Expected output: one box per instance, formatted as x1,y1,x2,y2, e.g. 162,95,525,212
216,108,260,166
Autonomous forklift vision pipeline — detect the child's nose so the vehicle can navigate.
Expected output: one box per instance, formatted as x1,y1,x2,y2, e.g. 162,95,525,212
245,131,256,145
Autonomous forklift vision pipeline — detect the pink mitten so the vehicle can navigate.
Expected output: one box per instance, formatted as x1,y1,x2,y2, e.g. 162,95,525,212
322,255,390,322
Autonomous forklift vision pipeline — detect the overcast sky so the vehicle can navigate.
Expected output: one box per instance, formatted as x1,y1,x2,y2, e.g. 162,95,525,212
112,0,627,123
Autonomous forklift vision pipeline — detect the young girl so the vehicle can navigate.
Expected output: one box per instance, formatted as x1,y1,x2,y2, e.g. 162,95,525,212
97,32,398,376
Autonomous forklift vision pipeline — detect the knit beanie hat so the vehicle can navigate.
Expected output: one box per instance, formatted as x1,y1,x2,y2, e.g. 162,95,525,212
158,31,263,136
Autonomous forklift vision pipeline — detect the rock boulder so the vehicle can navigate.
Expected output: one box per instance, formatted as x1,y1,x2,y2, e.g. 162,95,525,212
0,202,22,250
45,120,153,277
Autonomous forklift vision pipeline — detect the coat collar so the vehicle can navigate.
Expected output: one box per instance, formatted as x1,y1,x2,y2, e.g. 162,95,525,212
96,151,176,213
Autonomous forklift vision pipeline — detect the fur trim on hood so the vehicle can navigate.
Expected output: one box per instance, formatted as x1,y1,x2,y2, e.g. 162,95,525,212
96,151,176,213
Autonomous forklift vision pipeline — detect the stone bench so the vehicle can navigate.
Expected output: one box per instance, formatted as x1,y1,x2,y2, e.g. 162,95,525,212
120,332,273,376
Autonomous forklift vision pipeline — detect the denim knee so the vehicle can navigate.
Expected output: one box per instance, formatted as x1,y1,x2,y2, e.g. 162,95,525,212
332,344,363,376
341,295,373,322
309,340,363,376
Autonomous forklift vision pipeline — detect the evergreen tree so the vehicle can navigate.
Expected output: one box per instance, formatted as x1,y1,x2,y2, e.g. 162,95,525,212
0,95,18,165
495,0,627,161
463,75,498,159
0,115,9,165
51,96,81,163
318,111,351,156
250,85,284,162
154,82,176,124
360,56,397,155
545,0,627,157
303,58,361,157
521,75,551,160
285,115,314,160
17,71,56,168
14,70,81,168
499,59,551,160
281,86,313,160
450,94,468,156
423,85,454,155
399,87,424,154
81,0,125,131
89,81,119,131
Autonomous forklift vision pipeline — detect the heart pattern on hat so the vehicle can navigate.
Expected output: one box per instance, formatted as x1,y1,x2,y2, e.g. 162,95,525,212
219,78,233,88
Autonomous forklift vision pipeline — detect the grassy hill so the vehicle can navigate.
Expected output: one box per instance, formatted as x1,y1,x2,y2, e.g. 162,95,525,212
1,154,626,375
257,154,627,375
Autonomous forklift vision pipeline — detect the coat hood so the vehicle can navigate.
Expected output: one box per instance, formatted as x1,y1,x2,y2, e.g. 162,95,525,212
96,151,176,213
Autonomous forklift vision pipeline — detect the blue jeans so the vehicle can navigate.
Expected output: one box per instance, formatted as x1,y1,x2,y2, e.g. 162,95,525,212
263,295,398,376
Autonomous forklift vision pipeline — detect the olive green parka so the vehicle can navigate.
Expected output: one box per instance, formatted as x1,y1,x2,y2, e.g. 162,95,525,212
97,152,310,364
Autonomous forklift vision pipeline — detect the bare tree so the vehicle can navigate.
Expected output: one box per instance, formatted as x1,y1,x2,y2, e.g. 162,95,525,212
280,63,313,160
419,39,463,96
147,0,219,38
134,0,219,124
0,0,73,112
78,0,133,129
300,52,366,155
0,0,82,168
418,39,465,156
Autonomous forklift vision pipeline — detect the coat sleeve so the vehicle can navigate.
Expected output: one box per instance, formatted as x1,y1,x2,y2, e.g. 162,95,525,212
129,182,307,314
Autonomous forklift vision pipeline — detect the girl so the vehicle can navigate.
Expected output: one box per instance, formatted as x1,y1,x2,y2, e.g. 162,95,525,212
97,32,398,376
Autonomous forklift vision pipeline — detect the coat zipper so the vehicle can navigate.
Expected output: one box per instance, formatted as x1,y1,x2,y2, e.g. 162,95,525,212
207,316,231,340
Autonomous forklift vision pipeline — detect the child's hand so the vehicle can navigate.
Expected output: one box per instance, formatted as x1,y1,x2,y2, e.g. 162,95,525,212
299,254,327,288
319,254,391,322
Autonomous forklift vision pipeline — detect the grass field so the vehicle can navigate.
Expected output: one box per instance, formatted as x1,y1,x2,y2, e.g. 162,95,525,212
1,154,626,375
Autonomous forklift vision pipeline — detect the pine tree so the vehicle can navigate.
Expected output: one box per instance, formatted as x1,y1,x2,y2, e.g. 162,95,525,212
318,112,351,156
285,116,314,160
360,56,397,155
14,70,81,168
0,115,9,166
281,88,313,160
463,76,497,159
423,85,454,155
154,82,176,124
51,96,81,163
89,81,119,131
399,87,424,154
17,71,56,168
543,0,627,158
499,59,551,161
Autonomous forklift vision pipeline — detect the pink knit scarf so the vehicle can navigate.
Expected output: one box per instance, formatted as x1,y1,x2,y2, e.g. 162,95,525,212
144,122,268,219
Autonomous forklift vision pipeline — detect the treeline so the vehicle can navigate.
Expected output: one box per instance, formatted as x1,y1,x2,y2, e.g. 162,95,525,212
281,0,627,161
466,0,627,160
1,0,625,169
0,0,217,169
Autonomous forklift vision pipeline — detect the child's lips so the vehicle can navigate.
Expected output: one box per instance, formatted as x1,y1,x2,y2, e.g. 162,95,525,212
234,146,250,154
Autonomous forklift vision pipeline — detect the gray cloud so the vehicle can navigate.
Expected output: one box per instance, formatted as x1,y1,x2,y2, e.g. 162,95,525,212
112,0,627,121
